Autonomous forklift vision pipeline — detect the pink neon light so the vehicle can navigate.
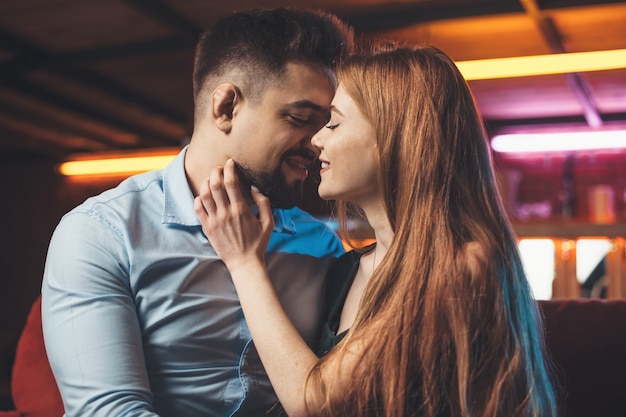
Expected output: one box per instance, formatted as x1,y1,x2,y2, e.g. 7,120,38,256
491,130,626,153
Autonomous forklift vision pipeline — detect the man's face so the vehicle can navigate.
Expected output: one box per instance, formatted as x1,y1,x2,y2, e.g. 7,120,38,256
229,62,334,208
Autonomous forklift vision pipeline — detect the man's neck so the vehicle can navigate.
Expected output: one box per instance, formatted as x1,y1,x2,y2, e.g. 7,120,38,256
184,134,227,197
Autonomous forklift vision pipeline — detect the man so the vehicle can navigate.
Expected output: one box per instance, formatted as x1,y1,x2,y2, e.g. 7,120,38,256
42,8,353,416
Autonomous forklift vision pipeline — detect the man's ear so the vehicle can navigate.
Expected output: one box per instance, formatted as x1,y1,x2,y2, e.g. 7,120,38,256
211,83,240,133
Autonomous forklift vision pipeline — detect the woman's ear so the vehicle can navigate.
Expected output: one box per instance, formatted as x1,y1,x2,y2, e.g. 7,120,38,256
211,83,240,133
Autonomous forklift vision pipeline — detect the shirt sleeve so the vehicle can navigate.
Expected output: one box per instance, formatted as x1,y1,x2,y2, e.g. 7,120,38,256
42,211,159,417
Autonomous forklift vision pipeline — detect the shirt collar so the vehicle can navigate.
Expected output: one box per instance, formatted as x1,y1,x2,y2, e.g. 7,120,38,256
272,208,296,234
162,146,198,226
161,146,297,235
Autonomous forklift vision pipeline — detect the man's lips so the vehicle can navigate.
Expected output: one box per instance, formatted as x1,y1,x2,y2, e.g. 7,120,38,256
284,155,314,179
285,155,314,169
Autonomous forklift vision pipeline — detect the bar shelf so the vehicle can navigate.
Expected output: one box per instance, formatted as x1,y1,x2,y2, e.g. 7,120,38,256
513,221,626,299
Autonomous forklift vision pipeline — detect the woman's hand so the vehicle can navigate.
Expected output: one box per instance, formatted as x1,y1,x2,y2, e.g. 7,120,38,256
194,159,274,271
195,159,325,417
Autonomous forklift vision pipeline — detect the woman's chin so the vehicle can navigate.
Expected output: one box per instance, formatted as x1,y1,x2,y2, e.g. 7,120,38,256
317,185,335,201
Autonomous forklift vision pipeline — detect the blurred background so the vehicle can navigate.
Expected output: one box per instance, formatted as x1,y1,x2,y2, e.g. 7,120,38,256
1,0,625,407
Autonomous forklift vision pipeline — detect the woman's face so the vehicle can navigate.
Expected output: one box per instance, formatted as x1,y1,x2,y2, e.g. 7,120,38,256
311,84,380,205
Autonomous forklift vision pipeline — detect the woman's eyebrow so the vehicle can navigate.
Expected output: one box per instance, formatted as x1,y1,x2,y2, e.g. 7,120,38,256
330,105,344,117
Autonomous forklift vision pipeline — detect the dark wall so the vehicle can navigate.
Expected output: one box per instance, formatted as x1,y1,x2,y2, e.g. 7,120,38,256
0,161,119,395
0,161,65,338
0,161,66,408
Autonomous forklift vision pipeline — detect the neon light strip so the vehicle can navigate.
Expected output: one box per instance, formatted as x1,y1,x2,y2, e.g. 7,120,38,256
457,49,626,80
58,153,177,176
491,130,626,153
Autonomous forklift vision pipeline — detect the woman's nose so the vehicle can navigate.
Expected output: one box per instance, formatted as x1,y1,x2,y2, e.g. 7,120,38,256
311,128,325,149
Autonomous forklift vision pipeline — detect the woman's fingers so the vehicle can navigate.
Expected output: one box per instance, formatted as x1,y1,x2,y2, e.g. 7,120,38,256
194,177,216,219
205,159,250,215
193,159,273,266
251,186,274,235
209,165,229,210
222,159,249,212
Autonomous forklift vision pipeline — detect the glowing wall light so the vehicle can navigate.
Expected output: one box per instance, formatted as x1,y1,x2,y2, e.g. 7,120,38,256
491,130,626,153
457,49,626,80
518,239,554,300
58,147,179,177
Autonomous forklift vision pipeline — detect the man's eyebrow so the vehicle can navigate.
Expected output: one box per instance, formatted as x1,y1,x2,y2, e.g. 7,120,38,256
286,100,327,113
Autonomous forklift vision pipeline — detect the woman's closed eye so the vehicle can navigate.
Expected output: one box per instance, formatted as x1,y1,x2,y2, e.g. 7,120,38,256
326,123,339,130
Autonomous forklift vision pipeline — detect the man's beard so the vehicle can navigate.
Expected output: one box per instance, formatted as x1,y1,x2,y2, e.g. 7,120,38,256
233,161,304,209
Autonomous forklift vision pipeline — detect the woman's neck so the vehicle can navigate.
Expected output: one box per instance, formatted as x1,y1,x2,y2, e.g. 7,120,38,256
360,199,393,257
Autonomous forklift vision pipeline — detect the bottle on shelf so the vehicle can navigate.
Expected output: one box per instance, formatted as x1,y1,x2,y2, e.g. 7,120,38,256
558,155,576,219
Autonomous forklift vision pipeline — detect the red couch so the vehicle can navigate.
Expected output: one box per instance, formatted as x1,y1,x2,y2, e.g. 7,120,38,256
0,298,62,417
1,297,625,417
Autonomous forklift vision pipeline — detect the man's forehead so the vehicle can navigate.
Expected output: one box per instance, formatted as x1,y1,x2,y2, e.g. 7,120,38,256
261,66,334,112
276,62,334,98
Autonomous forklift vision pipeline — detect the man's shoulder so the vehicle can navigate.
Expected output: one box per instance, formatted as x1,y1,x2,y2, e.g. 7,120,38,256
68,170,164,215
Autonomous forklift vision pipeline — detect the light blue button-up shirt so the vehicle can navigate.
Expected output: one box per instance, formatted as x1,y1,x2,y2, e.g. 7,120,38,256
42,147,344,417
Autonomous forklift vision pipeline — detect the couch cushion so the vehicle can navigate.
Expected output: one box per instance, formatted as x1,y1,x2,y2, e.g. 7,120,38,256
539,298,626,417
11,297,63,417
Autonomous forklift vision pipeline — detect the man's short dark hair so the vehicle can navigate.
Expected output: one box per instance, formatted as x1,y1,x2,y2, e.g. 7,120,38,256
192,8,354,103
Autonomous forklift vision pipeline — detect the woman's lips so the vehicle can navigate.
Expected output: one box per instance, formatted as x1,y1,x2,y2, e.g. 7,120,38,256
319,159,330,174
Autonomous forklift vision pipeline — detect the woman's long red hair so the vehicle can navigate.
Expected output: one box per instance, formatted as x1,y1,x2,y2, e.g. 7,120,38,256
308,44,558,417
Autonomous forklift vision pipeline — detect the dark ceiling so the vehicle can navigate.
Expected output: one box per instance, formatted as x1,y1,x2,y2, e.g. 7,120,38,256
1,0,625,163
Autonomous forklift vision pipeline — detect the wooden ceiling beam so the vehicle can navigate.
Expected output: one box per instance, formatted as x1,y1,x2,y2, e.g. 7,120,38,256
38,66,187,127
0,126,69,161
0,29,187,130
0,114,110,155
2,78,176,147
121,0,201,43
338,0,524,32
485,111,626,133
0,37,192,75
537,0,626,9
519,0,603,128
0,81,177,152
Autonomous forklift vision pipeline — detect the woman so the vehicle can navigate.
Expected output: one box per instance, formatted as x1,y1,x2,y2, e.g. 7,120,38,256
194,44,558,417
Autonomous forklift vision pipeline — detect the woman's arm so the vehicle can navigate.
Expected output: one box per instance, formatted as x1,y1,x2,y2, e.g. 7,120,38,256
194,159,323,416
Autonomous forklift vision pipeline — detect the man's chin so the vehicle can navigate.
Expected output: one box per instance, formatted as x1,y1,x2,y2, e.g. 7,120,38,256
232,160,303,208
263,184,302,209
